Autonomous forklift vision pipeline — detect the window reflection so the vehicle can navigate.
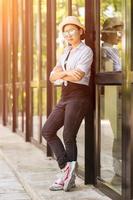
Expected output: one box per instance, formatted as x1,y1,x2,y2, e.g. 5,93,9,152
100,0,123,194
100,0,123,72
101,17,123,72
100,85,122,193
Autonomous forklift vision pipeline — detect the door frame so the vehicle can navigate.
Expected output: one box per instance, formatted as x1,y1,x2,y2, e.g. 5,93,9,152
88,0,133,199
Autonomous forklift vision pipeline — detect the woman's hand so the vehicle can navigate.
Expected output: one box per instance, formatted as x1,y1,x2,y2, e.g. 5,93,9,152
63,69,85,81
53,66,63,72
49,66,66,83
49,66,85,83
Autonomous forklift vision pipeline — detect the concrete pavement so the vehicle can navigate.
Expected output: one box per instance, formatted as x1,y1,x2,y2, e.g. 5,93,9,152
0,125,111,200
0,155,31,200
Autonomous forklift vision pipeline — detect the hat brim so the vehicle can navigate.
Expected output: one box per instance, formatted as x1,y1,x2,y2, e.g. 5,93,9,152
60,21,85,32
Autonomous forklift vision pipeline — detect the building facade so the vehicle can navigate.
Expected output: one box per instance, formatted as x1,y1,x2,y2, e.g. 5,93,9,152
0,0,133,199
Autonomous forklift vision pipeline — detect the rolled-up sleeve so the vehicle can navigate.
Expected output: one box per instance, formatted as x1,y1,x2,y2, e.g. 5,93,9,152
76,48,93,75
55,57,62,69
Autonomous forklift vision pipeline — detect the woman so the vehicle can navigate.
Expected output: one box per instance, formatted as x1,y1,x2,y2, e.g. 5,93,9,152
42,16,93,192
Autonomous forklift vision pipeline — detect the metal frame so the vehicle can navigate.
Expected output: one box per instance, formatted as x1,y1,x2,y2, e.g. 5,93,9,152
2,0,8,126
12,0,18,132
122,0,133,199
46,0,56,156
84,0,96,185
20,0,25,133
0,0,2,122
131,0,133,197
67,0,72,15
94,0,133,199
38,0,43,143
25,0,33,141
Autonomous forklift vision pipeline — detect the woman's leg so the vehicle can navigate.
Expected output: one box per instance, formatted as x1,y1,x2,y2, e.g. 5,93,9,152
63,99,88,162
42,100,68,169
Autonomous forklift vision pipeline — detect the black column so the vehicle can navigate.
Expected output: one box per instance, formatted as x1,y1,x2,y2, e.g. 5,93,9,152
46,0,56,156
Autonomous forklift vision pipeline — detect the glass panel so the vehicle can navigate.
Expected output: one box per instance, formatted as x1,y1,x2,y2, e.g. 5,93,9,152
41,0,47,80
100,0,123,72
55,86,61,103
42,88,47,145
100,85,122,194
15,0,24,133
32,88,40,141
49,0,68,148
7,1,13,126
54,0,68,102
23,89,26,134
7,0,13,84
40,0,47,145
16,88,23,132
56,0,68,66
72,0,85,25
33,0,39,81
7,88,13,127
76,119,85,173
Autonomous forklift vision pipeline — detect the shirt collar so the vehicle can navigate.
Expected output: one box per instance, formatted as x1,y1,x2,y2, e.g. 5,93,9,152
75,41,83,49
69,41,83,52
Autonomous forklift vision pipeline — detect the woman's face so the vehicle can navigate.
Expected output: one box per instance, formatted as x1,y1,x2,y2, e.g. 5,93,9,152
63,24,83,47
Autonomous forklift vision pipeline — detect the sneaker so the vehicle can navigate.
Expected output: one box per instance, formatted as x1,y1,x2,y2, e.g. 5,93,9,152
49,177,64,191
63,161,76,192
49,162,76,191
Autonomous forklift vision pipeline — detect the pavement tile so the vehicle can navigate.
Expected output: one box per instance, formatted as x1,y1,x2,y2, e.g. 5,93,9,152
0,125,111,200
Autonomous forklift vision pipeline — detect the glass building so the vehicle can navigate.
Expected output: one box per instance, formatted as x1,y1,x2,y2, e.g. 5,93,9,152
0,0,133,199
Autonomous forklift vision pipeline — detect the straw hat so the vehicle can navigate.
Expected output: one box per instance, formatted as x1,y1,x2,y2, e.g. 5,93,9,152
59,16,85,32
102,17,123,30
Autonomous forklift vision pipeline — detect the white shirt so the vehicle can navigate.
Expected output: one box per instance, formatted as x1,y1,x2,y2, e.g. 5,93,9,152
54,42,93,86
101,42,121,71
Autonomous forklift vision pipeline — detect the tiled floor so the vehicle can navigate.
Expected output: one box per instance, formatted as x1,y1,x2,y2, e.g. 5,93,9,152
0,125,111,200
0,155,31,200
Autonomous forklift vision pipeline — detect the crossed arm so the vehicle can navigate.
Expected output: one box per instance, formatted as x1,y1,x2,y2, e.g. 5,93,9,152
49,66,85,83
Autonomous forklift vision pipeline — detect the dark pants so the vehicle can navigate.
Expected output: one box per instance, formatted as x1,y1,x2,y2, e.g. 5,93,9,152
42,96,89,169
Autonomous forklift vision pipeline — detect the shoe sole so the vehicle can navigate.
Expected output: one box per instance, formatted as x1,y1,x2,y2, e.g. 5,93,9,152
49,185,63,191
63,174,75,191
